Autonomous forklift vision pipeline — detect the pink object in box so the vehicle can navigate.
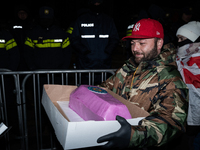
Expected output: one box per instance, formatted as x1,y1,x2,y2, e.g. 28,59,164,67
69,85,132,121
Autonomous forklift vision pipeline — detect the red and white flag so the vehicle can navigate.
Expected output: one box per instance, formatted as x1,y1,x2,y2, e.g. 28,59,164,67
176,53,200,125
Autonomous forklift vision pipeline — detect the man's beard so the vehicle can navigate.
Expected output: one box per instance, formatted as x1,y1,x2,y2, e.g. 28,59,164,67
134,43,158,64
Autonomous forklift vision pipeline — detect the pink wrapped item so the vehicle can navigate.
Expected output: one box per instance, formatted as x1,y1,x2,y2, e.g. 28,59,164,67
69,85,132,121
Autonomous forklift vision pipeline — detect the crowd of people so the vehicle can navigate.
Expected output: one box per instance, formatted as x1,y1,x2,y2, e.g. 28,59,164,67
0,2,197,73
1,0,200,149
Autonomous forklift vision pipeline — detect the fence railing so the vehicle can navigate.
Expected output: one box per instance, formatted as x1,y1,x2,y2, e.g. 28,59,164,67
0,69,116,150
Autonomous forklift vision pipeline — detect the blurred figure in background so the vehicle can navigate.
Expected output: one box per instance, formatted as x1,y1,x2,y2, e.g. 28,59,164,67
24,6,72,142
71,0,119,85
171,6,194,46
24,6,72,71
9,4,35,71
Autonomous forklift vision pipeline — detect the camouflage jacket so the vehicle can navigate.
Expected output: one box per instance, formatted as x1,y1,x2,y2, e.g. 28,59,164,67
101,43,188,148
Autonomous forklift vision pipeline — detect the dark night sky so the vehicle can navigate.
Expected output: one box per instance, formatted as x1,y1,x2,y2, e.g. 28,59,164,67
2,0,200,37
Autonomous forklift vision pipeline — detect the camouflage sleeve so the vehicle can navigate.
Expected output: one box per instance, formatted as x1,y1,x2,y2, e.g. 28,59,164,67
129,78,188,148
100,68,121,90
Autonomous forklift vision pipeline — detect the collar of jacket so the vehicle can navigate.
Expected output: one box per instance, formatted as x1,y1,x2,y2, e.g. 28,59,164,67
122,43,177,75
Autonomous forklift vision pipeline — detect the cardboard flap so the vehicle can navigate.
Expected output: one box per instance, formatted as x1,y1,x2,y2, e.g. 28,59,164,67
44,84,77,102
44,84,77,121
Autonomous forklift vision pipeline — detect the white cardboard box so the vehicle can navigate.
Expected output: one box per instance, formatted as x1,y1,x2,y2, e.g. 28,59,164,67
42,84,149,150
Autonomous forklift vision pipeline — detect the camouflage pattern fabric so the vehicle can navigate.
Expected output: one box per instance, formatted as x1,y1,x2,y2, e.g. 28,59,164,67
101,43,188,148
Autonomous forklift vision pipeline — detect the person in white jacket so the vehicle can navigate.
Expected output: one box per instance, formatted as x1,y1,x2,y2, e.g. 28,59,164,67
176,21,200,150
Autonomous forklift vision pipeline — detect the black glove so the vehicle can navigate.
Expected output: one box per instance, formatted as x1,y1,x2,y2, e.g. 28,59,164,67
97,115,131,149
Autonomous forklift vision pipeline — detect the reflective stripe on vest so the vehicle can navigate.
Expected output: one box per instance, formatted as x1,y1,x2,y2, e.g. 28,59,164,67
25,37,34,48
126,24,134,36
25,37,70,48
0,39,17,50
126,29,132,36
81,35,109,39
0,39,5,43
99,35,109,38
54,39,63,42
81,35,95,38
13,26,23,29
66,27,73,34
62,37,70,48
127,24,134,30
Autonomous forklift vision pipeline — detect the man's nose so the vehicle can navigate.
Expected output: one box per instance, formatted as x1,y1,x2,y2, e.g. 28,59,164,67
131,43,140,52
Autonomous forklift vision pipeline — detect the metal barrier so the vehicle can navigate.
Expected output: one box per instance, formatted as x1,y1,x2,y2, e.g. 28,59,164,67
0,69,116,150
0,69,14,150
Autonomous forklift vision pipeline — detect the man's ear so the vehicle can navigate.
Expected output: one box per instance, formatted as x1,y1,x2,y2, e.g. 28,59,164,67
157,38,164,52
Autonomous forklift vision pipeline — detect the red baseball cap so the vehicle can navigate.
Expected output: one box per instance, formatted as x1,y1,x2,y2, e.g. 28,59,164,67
122,18,164,40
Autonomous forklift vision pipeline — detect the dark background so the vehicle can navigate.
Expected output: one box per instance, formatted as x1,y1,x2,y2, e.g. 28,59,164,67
2,0,200,38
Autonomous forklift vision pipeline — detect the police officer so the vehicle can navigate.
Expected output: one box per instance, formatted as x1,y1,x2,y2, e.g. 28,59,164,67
9,4,34,71
24,6,72,138
24,6,72,71
71,0,119,84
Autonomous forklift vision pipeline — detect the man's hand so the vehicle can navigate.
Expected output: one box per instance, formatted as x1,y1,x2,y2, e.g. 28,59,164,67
97,115,131,149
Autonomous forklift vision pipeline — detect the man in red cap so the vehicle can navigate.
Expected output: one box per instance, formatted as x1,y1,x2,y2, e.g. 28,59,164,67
122,18,164,65
97,18,188,149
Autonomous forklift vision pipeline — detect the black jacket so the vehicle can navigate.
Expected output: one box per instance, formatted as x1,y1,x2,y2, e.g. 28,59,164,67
71,11,119,69
24,25,72,70
0,29,20,71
